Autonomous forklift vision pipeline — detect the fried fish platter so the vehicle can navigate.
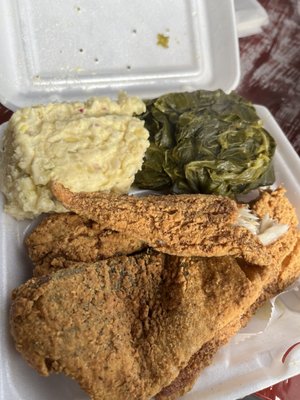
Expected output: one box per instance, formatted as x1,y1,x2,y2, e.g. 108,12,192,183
11,250,265,400
13,186,300,400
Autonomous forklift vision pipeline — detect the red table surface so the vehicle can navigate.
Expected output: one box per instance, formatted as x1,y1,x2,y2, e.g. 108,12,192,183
237,0,300,397
0,0,299,399
237,0,300,157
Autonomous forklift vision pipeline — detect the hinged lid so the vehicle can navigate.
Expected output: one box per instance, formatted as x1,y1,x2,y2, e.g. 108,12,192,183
0,0,240,110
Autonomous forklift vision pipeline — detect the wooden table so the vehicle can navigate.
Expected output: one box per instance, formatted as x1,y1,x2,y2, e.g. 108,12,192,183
0,0,299,399
237,0,300,156
237,0,300,398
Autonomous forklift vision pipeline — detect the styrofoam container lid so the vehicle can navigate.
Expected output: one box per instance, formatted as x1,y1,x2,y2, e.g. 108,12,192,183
0,0,240,110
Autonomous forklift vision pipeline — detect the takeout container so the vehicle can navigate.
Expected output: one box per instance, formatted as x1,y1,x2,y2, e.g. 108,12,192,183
0,0,239,109
0,1,299,399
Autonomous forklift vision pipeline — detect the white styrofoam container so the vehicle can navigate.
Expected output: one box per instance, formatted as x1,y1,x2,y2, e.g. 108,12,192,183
0,1,300,399
0,0,239,110
1,107,300,400
235,0,269,38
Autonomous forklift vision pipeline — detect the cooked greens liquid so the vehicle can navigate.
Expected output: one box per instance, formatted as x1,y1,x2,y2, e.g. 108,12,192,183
134,90,276,197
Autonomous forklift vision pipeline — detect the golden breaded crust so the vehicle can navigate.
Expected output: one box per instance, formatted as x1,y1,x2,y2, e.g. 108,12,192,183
12,186,300,400
51,182,282,267
156,233,300,400
251,187,299,269
155,188,300,399
10,251,263,400
25,213,145,276
278,232,300,289
252,187,298,227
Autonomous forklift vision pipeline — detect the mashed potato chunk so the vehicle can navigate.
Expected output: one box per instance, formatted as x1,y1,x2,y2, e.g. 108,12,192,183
0,93,149,219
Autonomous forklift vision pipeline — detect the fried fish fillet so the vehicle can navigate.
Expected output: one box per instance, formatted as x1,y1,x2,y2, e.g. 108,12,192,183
156,232,300,399
156,188,300,399
10,251,264,400
25,213,145,277
51,183,293,267
13,186,300,399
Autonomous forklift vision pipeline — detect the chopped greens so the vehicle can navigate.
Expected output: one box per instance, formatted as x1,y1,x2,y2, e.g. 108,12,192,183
134,90,276,197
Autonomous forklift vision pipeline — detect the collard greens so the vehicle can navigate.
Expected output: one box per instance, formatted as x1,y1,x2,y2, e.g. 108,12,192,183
134,90,276,197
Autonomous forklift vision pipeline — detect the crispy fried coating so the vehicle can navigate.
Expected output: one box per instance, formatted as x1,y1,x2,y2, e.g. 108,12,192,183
251,187,299,271
156,187,300,399
156,318,243,400
278,232,300,287
25,213,145,276
252,187,298,227
156,233,300,400
12,186,300,400
10,251,264,400
51,182,285,267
